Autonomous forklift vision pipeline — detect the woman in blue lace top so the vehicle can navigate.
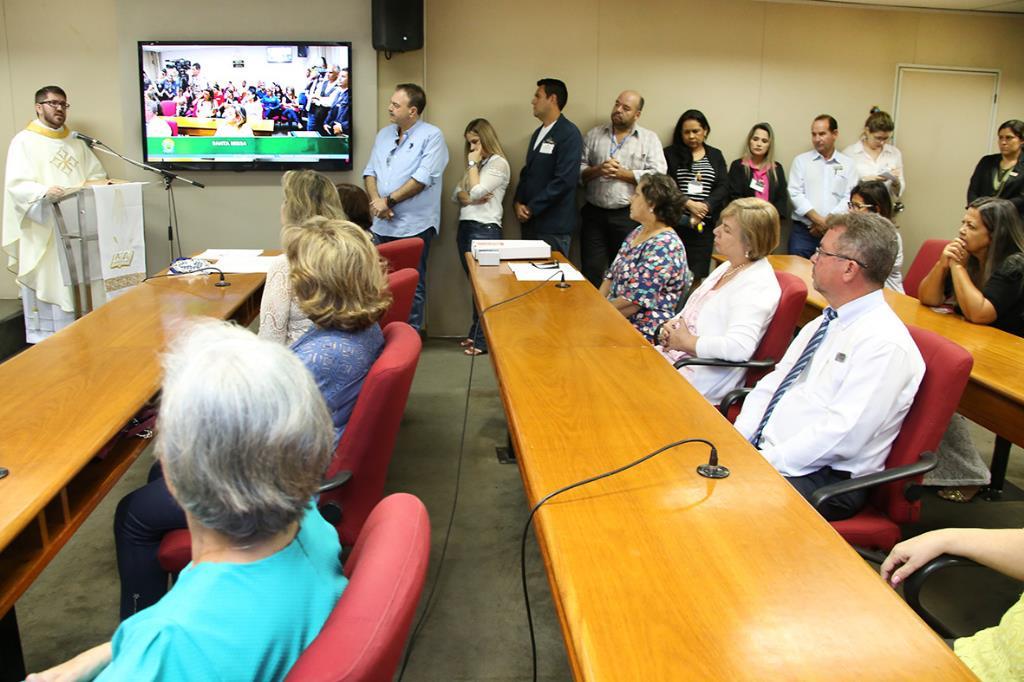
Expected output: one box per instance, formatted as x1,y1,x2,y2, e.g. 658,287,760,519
286,217,392,445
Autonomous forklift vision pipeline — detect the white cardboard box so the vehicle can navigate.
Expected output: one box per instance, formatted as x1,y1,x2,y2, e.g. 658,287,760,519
471,239,552,261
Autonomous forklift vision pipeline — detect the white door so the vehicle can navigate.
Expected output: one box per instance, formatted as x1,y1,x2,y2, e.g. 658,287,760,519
893,66,999,276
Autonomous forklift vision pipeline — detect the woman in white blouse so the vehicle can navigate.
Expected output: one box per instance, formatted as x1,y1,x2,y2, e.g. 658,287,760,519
843,108,905,198
258,170,347,345
453,118,511,356
655,198,782,404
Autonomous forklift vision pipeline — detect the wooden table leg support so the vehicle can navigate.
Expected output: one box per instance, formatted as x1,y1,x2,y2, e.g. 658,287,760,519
984,436,1012,500
0,607,25,682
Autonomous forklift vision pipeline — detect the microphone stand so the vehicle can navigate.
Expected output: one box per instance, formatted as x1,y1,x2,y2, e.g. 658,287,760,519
86,140,205,264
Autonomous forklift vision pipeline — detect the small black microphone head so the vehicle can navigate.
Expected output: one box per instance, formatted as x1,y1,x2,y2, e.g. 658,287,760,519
555,271,570,289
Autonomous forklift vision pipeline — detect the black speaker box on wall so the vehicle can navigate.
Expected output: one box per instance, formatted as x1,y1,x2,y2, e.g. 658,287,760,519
372,0,424,53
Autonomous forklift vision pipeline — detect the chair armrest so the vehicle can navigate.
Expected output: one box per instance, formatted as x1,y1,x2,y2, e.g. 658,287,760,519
673,356,777,370
901,554,981,639
718,387,752,417
809,452,938,510
318,469,353,493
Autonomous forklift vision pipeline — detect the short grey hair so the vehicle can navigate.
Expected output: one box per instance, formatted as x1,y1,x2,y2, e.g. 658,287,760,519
825,212,899,286
155,320,333,542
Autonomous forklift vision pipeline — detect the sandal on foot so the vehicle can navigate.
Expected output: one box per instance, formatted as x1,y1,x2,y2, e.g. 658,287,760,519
459,338,475,348
937,486,981,503
464,347,486,356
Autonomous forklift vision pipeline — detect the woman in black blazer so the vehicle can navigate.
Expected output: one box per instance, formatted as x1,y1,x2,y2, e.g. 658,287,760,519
967,119,1024,218
727,122,788,226
664,109,728,280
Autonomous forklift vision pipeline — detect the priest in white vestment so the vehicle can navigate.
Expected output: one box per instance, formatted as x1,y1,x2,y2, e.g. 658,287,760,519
2,86,107,342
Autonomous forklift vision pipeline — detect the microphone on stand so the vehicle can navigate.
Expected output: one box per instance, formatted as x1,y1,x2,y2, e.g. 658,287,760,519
555,271,570,289
71,131,104,148
696,444,729,479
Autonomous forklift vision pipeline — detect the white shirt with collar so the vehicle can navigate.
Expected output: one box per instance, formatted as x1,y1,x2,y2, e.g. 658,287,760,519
733,289,925,478
842,140,906,197
788,149,859,225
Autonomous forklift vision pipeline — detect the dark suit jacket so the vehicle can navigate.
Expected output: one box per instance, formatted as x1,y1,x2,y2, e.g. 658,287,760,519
968,153,1024,217
664,142,729,231
514,114,583,235
727,159,789,222
324,89,351,134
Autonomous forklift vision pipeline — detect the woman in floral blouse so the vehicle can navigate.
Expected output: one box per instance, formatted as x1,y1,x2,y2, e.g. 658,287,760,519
600,173,691,341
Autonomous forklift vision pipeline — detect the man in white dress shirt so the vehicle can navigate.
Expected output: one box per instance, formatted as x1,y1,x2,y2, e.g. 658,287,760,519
734,212,924,520
579,90,666,285
787,115,859,258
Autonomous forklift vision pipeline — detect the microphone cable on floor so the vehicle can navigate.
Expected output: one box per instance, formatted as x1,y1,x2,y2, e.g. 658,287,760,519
396,268,564,680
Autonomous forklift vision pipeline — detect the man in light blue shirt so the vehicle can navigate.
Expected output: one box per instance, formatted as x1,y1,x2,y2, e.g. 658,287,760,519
787,115,859,258
363,83,448,330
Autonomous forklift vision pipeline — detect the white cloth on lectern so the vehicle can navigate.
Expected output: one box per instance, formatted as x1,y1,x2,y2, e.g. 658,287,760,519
91,183,147,299
2,121,107,313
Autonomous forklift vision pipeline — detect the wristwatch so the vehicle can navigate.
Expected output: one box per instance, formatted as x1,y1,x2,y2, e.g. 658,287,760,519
386,194,397,208
467,160,478,168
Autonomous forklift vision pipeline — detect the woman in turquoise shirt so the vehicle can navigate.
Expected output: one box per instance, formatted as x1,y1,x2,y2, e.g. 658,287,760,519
27,321,346,681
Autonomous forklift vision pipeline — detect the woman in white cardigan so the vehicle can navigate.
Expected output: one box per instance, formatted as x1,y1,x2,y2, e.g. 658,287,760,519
655,198,781,404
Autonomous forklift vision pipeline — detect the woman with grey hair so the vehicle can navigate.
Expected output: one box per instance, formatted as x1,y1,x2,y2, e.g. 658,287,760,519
40,321,347,681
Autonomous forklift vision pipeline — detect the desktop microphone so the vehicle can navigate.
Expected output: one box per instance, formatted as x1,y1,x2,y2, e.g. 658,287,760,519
696,444,729,478
555,271,570,289
70,131,104,147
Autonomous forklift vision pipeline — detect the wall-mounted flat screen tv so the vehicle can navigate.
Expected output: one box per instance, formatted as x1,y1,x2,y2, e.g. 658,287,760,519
138,41,352,171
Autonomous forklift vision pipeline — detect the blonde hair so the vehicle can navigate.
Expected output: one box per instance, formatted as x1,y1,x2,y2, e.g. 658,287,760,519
281,170,346,226
720,198,780,260
285,217,391,331
460,118,506,192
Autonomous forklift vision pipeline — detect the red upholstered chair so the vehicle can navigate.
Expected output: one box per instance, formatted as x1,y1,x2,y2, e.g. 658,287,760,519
380,268,418,329
675,270,807,419
158,321,423,574
376,238,424,273
903,239,950,299
284,493,431,682
159,100,177,117
809,326,973,554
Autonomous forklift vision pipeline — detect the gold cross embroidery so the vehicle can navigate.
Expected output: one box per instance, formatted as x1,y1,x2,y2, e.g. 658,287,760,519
51,149,79,174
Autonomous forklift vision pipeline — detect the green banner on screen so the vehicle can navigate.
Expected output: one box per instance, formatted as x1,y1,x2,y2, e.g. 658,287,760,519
148,135,350,161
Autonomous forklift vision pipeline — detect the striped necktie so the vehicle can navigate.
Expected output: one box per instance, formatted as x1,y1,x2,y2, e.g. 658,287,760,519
749,307,838,448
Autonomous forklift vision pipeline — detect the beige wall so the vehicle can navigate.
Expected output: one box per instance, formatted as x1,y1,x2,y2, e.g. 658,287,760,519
3,0,1023,335
0,0,376,298
384,0,1024,336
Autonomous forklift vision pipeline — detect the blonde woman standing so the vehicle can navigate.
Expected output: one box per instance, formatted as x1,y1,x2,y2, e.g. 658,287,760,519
453,118,510,355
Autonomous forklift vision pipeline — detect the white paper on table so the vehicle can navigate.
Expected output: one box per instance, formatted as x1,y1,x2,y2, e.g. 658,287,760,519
196,248,264,260
212,255,279,273
507,262,585,282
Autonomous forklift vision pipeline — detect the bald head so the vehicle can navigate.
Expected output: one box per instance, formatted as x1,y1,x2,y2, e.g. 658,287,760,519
611,90,644,131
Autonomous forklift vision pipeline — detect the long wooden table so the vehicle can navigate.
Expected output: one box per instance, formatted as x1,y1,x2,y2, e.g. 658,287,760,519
0,269,265,677
765,254,1024,492
469,257,973,680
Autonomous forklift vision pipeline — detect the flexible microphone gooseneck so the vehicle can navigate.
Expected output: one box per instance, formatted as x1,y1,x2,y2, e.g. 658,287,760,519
143,267,231,287
520,437,722,682
71,130,103,147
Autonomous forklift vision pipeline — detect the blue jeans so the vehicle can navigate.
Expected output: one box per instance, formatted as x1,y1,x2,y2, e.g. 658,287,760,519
788,222,821,258
375,227,435,331
457,220,502,351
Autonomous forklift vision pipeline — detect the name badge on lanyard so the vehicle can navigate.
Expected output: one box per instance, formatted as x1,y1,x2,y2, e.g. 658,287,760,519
539,140,555,154
750,178,765,193
687,181,704,195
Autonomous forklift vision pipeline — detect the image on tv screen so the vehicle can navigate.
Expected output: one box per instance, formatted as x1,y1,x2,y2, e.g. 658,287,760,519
139,41,352,171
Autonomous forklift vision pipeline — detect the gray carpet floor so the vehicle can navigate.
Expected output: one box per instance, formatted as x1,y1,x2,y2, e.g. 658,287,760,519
15,339,1024,679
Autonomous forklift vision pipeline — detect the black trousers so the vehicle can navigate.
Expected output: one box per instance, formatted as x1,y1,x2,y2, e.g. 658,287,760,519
786,466,868,521
580,203,638,286
678,221,715,281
